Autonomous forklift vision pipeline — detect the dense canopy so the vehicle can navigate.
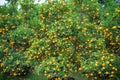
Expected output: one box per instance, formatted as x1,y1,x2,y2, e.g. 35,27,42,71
0,0,120,80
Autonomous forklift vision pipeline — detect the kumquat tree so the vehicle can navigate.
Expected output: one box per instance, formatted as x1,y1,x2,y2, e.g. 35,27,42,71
0,0,120,80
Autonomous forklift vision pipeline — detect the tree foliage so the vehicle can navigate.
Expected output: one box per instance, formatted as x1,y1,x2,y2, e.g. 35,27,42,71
0,0,120,80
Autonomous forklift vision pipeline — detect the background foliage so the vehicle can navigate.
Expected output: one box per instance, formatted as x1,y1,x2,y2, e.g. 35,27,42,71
0,0,120,80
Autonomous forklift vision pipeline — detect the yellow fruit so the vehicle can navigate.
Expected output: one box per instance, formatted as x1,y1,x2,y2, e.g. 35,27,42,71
95,62,99,66
98,27,103,30
85,74,89,78
106,61,110,64
90,73,93,76
115,68,118,71
117,10,120,13
105,13,109,16
118,26,120,29
109,64,112,66
110,74,114,77
110,59,114,62
94,77,98,79
13,73,17,76
55,78,61,80
47,75,51,79
102,67,105,70
0,28,3,33
11,26,16,29
42,47,45,50
102,63,105,67
79,68,82,71
10,41,15,46
111,71,114,74
112,67,115,70
64,74,67,78
112,26,117,29
105,71,109,75
98,71,102,74
82,28,87,32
